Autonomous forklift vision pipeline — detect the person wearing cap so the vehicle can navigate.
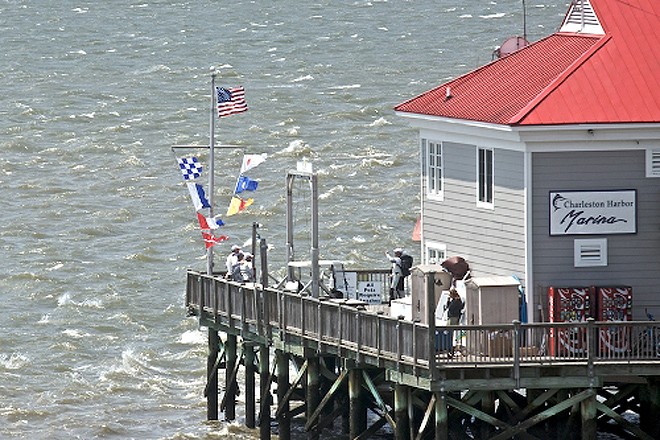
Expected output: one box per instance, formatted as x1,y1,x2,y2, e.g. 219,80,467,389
230,251,244,281
385,248,405,302
225,245,241,278
240,253,255,283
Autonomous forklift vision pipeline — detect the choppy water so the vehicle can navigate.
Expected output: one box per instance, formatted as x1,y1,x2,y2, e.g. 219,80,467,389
2,1,626,439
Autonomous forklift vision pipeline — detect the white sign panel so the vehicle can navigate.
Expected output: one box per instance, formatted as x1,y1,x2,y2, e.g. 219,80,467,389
549,190,636,236
357,281,383,304
338,272,358,299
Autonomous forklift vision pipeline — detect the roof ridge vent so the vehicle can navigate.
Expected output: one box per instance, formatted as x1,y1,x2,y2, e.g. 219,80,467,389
559,0,604,35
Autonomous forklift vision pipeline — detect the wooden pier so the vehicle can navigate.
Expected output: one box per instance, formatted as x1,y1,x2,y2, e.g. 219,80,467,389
186,270,660,440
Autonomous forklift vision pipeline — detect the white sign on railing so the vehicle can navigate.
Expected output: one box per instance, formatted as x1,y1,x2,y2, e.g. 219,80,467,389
549,190,636,236
358,281,383,304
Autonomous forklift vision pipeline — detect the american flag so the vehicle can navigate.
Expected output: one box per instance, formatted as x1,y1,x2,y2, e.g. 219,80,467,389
216,86,247,118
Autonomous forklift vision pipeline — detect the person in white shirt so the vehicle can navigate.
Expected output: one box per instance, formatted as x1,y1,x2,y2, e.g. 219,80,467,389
225,245,241,278
240,253,255,283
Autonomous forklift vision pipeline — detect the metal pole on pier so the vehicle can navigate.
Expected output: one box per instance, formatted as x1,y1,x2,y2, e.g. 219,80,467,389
207,71,216,275
207,69,219,421
285,165,320,298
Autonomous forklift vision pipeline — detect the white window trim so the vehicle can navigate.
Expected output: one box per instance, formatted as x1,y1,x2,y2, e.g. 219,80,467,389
425,241,447,265
425,139,444,201
645,148,660,177
574,238,608,267
476,146,494,209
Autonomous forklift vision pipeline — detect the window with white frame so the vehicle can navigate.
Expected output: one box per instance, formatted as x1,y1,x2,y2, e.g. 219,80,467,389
646,148,660,177
426,242,447,265
424,139,443,199
477,147,493,206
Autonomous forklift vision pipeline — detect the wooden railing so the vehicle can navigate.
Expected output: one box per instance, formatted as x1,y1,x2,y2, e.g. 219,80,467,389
186,271,660,375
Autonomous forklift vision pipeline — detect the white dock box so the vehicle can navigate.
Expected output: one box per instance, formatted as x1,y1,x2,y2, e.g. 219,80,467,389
410,265,452,324
465,276,520,325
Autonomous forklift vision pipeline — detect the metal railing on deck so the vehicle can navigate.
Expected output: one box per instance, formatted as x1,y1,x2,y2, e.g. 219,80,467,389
186,271,660,373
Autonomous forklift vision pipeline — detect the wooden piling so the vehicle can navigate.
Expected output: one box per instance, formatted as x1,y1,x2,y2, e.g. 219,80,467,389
394,383,409,439
639,379,660,439
225,334,237,421
435,392,448,440
480,391,494,439
259,344,270,440
245,342,256,428
306,356,320,440
276,349,291,440
580,390,597,440
349,368,366,439
207,329,219,420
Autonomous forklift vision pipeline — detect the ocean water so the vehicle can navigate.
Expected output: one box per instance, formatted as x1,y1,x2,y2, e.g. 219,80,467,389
1,1,623,439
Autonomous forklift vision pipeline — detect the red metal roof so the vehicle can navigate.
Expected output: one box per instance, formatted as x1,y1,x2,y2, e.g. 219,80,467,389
395,0,660,126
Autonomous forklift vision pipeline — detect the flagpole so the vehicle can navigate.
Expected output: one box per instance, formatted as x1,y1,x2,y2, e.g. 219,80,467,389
207,69,216,276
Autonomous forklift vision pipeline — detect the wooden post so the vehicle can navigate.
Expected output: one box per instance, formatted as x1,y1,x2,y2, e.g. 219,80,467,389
207,329,219,420
306,356,320,440
245,343,256,429
276,350,291,440
480,391,494,439
639,379,660,439
349,368,366,439
435,392,448,440
225,334,237,421
394,383,409,439
580,390,597,440
259,344,271,440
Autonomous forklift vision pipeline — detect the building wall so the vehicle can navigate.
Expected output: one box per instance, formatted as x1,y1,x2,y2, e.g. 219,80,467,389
531,150,660,320
422,141,526,281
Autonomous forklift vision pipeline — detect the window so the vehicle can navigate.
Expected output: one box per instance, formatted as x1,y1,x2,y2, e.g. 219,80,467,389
425,140,443,199
574,239,608,267
426,242,446,265
646,149,660,177
477,147,493,206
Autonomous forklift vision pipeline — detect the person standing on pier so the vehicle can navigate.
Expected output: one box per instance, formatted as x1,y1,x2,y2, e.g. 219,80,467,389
225,244,241,278
386,248,412,302
240,253,254,283
445,288,464,356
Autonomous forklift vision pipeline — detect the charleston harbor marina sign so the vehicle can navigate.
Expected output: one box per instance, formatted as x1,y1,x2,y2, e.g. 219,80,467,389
549,190,637,236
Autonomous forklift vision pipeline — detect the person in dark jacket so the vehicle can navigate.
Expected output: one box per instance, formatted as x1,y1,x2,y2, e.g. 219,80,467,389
445,288,464,356
446,288,464,325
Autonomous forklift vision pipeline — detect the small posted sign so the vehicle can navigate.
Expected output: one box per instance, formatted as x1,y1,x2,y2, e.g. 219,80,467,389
357,281,382,305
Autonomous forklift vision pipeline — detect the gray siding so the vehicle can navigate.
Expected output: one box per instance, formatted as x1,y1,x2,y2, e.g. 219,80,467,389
422,141,526,281
531,150,660,320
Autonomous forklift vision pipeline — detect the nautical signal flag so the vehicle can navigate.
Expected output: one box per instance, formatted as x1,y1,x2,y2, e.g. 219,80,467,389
226,196,254,216
197,212,224,230
217,86,247,118
177,156,203,181
202,232,229,249
234,175,259,194
240,153,267,174
186,182,211,211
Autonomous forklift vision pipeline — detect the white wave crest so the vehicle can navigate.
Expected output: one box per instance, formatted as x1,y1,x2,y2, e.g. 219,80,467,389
178,329,206,345
292,75,314,83
0,353,30,370
368,117,390,127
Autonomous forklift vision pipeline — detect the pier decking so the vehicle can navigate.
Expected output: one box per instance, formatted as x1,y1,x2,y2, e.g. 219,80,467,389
186,270,660,440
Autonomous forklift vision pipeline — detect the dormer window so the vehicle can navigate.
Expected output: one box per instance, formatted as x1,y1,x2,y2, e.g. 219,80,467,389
559,0,605,35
